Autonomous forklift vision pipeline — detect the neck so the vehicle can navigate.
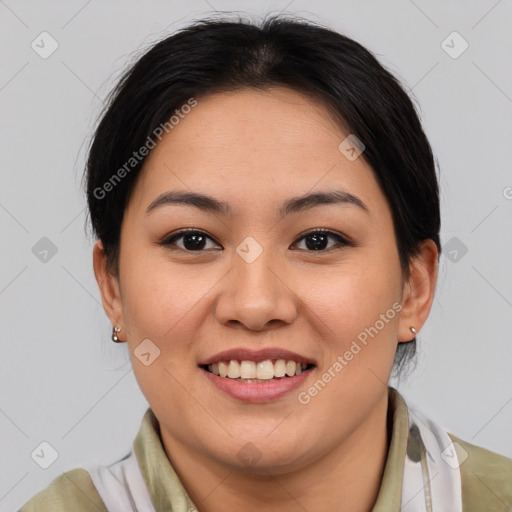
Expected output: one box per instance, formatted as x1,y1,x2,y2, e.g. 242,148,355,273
161,392,391,512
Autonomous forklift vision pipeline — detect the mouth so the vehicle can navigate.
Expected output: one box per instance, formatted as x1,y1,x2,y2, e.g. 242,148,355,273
198,348,317,401
200,359,316,383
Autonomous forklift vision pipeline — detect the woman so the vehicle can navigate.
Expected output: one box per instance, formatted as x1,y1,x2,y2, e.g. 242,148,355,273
19,14,512,512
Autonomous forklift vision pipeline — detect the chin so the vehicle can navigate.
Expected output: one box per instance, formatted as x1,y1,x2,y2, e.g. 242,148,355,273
207,437,311,475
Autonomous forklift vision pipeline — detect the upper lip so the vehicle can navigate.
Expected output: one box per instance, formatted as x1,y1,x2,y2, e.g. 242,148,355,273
199,348,317,366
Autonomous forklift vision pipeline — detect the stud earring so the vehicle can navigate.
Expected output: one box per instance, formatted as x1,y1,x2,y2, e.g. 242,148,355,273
410,326,417,335
112,326,122,343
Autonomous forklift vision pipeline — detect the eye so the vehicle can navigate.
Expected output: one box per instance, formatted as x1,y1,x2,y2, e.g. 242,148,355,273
160,229,221,252
160,228,351,253
292,229,351,252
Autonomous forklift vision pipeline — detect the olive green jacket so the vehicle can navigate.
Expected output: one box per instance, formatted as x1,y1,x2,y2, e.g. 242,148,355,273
18,389,512,511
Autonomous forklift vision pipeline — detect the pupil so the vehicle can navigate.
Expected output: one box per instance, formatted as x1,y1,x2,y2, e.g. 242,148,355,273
184,233,206,250
306,233,327,251
181,232,328,251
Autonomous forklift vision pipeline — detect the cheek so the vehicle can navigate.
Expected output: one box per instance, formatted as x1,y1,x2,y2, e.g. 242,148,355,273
299,255,402,411
298,255,401,343
119,247,221,348
119,254,211,412
296,262,401,429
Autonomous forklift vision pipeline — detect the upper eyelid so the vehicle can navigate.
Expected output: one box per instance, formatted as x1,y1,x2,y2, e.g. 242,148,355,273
163,228,220,245
163,228,349,247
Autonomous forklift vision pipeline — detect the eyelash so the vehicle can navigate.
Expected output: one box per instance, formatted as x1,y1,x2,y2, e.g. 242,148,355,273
159,228,351,253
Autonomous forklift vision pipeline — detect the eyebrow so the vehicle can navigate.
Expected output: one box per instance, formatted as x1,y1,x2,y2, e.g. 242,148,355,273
145,189,369,217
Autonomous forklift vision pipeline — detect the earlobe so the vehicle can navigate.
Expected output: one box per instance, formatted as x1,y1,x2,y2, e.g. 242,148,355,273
92,240,124,328
397,239,439,342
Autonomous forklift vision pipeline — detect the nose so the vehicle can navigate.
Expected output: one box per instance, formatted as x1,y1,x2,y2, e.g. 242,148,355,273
213,246,298,331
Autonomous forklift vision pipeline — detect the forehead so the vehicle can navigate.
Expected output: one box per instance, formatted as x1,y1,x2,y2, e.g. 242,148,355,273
152,86,346,157
129,87,387,218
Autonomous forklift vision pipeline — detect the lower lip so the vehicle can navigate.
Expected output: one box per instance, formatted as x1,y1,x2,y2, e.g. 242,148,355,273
200,367,313,403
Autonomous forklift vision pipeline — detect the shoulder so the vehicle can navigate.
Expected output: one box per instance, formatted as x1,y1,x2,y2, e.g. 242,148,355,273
17,468,107,512
449,433,512,511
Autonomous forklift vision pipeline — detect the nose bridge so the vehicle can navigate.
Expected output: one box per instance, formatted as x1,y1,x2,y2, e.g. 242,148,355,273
214,235,297,329
233,243,279,294
233,236,283,302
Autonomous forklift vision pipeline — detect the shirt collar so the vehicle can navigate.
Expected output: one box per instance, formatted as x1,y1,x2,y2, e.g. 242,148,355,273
133,387,409,511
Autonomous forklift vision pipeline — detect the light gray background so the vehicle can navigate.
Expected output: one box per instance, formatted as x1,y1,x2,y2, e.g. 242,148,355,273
1,0,511,510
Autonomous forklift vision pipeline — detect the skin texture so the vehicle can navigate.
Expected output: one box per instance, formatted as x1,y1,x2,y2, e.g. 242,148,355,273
93,87,438,512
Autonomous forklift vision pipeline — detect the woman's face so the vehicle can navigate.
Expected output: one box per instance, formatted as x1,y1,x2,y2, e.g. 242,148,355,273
95,86,437,473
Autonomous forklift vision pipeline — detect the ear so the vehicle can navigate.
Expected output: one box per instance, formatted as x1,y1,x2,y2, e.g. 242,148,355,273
92,240,125,334
397,239,439,342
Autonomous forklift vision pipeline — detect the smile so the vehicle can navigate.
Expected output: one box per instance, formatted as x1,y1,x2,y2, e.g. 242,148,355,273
200,361,316,402
204,359,314,382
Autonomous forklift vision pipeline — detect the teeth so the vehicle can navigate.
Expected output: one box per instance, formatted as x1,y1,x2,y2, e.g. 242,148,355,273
240,360,256,379
274,359,286,378
256,360,274,380
207,359,309,379
219,361,229,378
228,360,241,378
285,361,296,377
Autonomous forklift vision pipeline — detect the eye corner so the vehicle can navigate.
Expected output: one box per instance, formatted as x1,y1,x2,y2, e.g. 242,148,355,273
293,228,352,252
158,228,223,252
